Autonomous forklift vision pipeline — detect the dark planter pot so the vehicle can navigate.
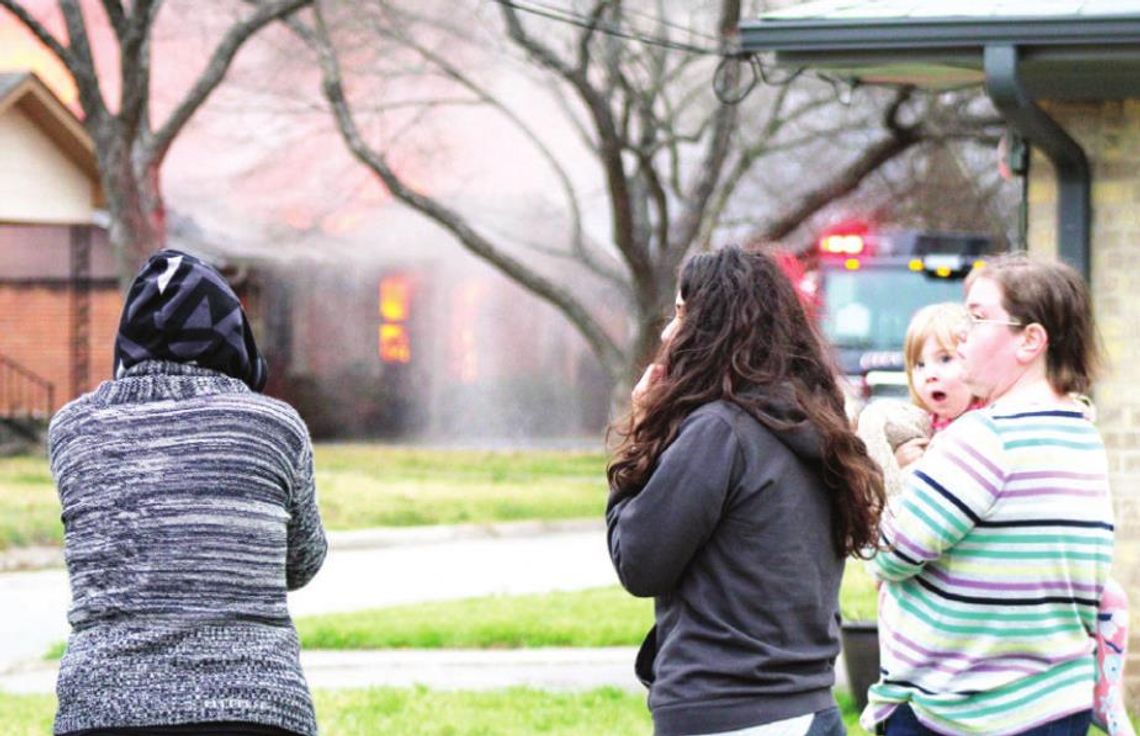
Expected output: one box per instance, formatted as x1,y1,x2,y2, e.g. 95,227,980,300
840,621,880,713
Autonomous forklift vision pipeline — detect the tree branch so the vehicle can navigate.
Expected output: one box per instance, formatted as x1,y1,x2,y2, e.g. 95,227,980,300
369,5,628,288
309,2,628,380
59,0,109,125
668,0,741,262
118,0,161,141
497,1,652,305
0,1,76,74
145,0,312,167
575,0,608,75
99,0,127,38
755,88,922,243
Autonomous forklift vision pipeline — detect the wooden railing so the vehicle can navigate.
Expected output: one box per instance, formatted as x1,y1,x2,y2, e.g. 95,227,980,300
0,354,54,420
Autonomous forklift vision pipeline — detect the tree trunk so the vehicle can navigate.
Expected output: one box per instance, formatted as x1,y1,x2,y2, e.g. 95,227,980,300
100,141,166,288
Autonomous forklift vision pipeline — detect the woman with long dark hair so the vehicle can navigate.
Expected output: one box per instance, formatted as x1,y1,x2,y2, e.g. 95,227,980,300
607,246,885,736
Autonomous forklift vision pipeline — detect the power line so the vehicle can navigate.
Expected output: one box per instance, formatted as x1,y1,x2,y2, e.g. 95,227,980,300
490,0,722,55
527,0,723,44
489,0,862,106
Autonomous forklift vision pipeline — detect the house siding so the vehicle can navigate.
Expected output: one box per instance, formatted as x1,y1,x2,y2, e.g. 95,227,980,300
1027,98,1140,708
0,106,94,225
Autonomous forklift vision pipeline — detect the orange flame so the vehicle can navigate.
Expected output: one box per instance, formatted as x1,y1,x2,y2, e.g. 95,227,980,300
379,276,411,322
379,324,411,364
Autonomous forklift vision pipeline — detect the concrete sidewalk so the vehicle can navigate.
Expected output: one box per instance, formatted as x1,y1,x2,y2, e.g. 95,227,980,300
0,519,851,698
0,519,607,573
1,520,617,674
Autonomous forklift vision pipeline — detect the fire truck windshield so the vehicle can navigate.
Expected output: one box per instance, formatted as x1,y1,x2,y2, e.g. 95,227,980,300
820,267,964,351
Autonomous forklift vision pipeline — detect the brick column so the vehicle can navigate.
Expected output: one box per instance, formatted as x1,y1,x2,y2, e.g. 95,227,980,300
1027,99,1140,709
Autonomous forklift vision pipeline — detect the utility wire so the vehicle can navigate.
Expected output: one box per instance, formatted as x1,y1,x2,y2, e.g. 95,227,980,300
490,0,721,55
526,0,723,44
489,0,864,106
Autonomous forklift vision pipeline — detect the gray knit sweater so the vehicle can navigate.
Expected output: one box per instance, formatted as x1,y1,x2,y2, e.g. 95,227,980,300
48,361,327,735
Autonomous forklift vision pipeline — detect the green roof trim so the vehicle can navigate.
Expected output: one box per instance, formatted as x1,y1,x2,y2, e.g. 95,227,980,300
739,3,1140,99
740,15,1140,54
759,0,1140,21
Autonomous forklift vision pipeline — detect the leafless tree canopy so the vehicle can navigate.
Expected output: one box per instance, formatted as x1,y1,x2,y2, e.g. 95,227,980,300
286,0,1005,387
0,0,313,282
4,1,1009,385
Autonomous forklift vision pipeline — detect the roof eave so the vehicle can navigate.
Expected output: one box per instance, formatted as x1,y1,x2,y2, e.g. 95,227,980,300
740,15,1140,55
740,15,1140,99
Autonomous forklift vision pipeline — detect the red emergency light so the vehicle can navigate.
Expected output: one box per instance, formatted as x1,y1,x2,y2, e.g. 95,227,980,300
821,234,866,255
818,221,871,257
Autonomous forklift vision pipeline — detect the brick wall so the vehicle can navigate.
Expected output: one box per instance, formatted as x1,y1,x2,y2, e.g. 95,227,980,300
0,284,121,412
1027,99,1140,708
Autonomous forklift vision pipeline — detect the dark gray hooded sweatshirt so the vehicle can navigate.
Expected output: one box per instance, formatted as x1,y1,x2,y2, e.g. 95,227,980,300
606,398,843,736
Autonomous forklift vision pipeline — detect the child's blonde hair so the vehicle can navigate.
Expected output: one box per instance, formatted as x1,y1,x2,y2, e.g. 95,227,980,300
904,302,968,408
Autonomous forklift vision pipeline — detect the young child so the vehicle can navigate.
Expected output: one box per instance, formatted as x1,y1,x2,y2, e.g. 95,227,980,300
857,301,1133,735
857,302,980,499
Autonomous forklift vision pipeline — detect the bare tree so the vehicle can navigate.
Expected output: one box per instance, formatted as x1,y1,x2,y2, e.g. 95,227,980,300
0,0,312,282
289,0,1001,388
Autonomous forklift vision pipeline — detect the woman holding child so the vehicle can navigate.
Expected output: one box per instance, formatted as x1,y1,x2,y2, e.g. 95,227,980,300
606,246,886,736
862,255,1116,735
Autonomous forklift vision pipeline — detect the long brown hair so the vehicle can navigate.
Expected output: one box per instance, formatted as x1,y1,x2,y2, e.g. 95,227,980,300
607,247,884,557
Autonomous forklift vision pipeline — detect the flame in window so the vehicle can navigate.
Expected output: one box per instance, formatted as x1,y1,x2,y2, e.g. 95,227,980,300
380,276,411,322
379,275,412,363
379,324,411,364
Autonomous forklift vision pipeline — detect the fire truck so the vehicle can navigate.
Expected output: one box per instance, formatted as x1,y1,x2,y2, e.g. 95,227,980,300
795,222,996,407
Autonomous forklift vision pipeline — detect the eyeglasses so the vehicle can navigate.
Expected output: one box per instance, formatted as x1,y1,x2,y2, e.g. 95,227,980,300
958,314,1023,332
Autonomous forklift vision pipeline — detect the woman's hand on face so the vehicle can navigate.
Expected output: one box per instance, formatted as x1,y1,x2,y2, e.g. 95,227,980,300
894,437,929,469
632,363,665,417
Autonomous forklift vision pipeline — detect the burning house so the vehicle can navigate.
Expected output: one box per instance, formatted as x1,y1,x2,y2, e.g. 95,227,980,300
0,71,611,442
189,233,613,441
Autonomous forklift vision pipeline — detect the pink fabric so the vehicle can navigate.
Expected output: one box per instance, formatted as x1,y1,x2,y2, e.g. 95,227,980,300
1094,578,1134,735
929,399,985,434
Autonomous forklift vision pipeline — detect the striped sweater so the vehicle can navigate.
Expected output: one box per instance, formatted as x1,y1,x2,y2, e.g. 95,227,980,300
861,402,1114,735
48,360,327,735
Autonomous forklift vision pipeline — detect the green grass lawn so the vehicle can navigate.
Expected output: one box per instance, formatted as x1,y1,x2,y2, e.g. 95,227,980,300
297,587,653,650
45,570,879,658
840,560,879,622
0,446,609,550
1,685,1125,735
46,567,880,660
311,445,607,529
0,455,63,549
0,691,54,736
0,688,651,735
0,687,859,735
297,568,878,650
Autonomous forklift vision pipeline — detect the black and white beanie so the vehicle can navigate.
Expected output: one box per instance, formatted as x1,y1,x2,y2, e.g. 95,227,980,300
113,249,269,392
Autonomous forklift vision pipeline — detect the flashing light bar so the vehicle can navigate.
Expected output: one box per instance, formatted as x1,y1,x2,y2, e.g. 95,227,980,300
821,234,866,255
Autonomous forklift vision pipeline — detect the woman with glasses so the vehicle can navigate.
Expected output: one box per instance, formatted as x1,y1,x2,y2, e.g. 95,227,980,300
861,254,1114,736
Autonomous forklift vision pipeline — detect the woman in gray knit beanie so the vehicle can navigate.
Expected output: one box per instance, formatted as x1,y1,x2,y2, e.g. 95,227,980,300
49,250,327,736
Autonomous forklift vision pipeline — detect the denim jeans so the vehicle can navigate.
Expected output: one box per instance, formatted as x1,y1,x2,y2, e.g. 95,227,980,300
804,706,846,736
882,703,1092,736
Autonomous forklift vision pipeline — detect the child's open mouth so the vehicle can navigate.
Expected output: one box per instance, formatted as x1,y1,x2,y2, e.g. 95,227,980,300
931,390,947,402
